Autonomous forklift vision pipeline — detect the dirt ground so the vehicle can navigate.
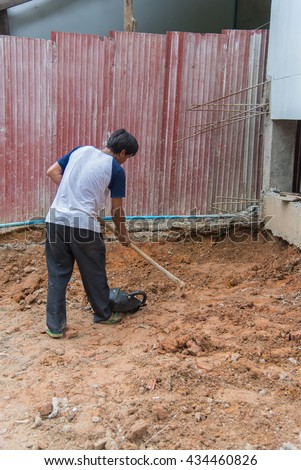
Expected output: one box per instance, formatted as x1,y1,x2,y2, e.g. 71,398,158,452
0,225,301,451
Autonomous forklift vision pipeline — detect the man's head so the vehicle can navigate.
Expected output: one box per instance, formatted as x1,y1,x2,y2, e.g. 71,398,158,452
106,129,139,164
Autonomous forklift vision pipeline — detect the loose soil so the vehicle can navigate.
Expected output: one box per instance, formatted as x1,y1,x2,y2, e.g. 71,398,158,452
0,227,301,450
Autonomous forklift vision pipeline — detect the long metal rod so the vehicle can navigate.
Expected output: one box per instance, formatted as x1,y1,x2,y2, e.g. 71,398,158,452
176,110,266,143
189,80,269,111
193,111,267,137
189,104,262,130
190,103,263,110
216,196,259,201
189,106,262,112
188,111,263,133
213,201,258,204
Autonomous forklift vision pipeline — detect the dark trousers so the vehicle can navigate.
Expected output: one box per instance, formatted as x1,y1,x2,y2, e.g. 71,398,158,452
45,223,111,333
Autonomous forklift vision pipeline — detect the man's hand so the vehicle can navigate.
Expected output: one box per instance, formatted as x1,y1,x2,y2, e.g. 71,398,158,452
111,198,131,247
116,232,131,247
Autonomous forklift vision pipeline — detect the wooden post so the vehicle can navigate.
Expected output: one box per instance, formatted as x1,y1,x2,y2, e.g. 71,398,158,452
0,0,32,10
0,9,9,34
124,0,136,32
0,0,32,36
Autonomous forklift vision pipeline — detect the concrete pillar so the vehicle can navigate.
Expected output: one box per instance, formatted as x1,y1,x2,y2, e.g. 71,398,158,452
263,115,297,193
262,87,300,248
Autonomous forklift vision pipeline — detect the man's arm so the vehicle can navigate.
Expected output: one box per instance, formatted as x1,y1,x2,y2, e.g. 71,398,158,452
111,198,131,247
46,162,63,186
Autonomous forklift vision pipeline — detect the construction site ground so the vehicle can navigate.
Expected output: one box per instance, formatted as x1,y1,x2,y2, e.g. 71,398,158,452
0,226,301,451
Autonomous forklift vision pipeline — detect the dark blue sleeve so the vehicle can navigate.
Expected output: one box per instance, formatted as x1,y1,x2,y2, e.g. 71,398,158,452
57,146,81,172
109,159,126,198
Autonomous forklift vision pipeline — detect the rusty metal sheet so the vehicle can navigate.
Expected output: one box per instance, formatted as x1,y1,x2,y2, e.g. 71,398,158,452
108,31,167,217
0,29,268,224
157,29,268,215
109,29,268,216
0,35,55,223
51,31,116,155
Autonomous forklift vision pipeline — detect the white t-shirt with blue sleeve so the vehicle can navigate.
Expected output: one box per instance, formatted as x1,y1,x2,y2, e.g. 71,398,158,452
46,146,126,233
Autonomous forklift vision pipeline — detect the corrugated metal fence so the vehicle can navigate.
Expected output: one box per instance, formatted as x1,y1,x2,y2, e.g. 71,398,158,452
0,29,268,222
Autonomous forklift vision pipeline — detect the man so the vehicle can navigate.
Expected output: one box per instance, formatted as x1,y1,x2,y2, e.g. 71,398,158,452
45,129,139,338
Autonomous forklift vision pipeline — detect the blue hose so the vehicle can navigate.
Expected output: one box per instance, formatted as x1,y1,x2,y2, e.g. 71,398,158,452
0,219,46,228
0,213,241,229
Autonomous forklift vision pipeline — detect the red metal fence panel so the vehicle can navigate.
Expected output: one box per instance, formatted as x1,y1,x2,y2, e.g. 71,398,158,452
51,32,116,155
108,31,167,216
0,35,56,222
0,29,268,223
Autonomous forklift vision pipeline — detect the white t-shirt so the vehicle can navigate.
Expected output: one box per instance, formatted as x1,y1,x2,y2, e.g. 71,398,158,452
46,146,126,233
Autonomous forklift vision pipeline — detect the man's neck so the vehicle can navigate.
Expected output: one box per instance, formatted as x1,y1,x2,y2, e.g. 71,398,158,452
101,146,114,156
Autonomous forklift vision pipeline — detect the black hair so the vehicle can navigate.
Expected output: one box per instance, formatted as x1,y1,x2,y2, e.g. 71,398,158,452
106,128,139,156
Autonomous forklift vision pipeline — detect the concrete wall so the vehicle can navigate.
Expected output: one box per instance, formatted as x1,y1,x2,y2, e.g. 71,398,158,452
261,0,301,248
7,0,236,39
264,192,301,248
268,0,301,119
263,117,297,193
262,100,298,246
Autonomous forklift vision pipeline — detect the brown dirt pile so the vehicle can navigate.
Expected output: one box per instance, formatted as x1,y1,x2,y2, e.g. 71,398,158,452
0,227,301,450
